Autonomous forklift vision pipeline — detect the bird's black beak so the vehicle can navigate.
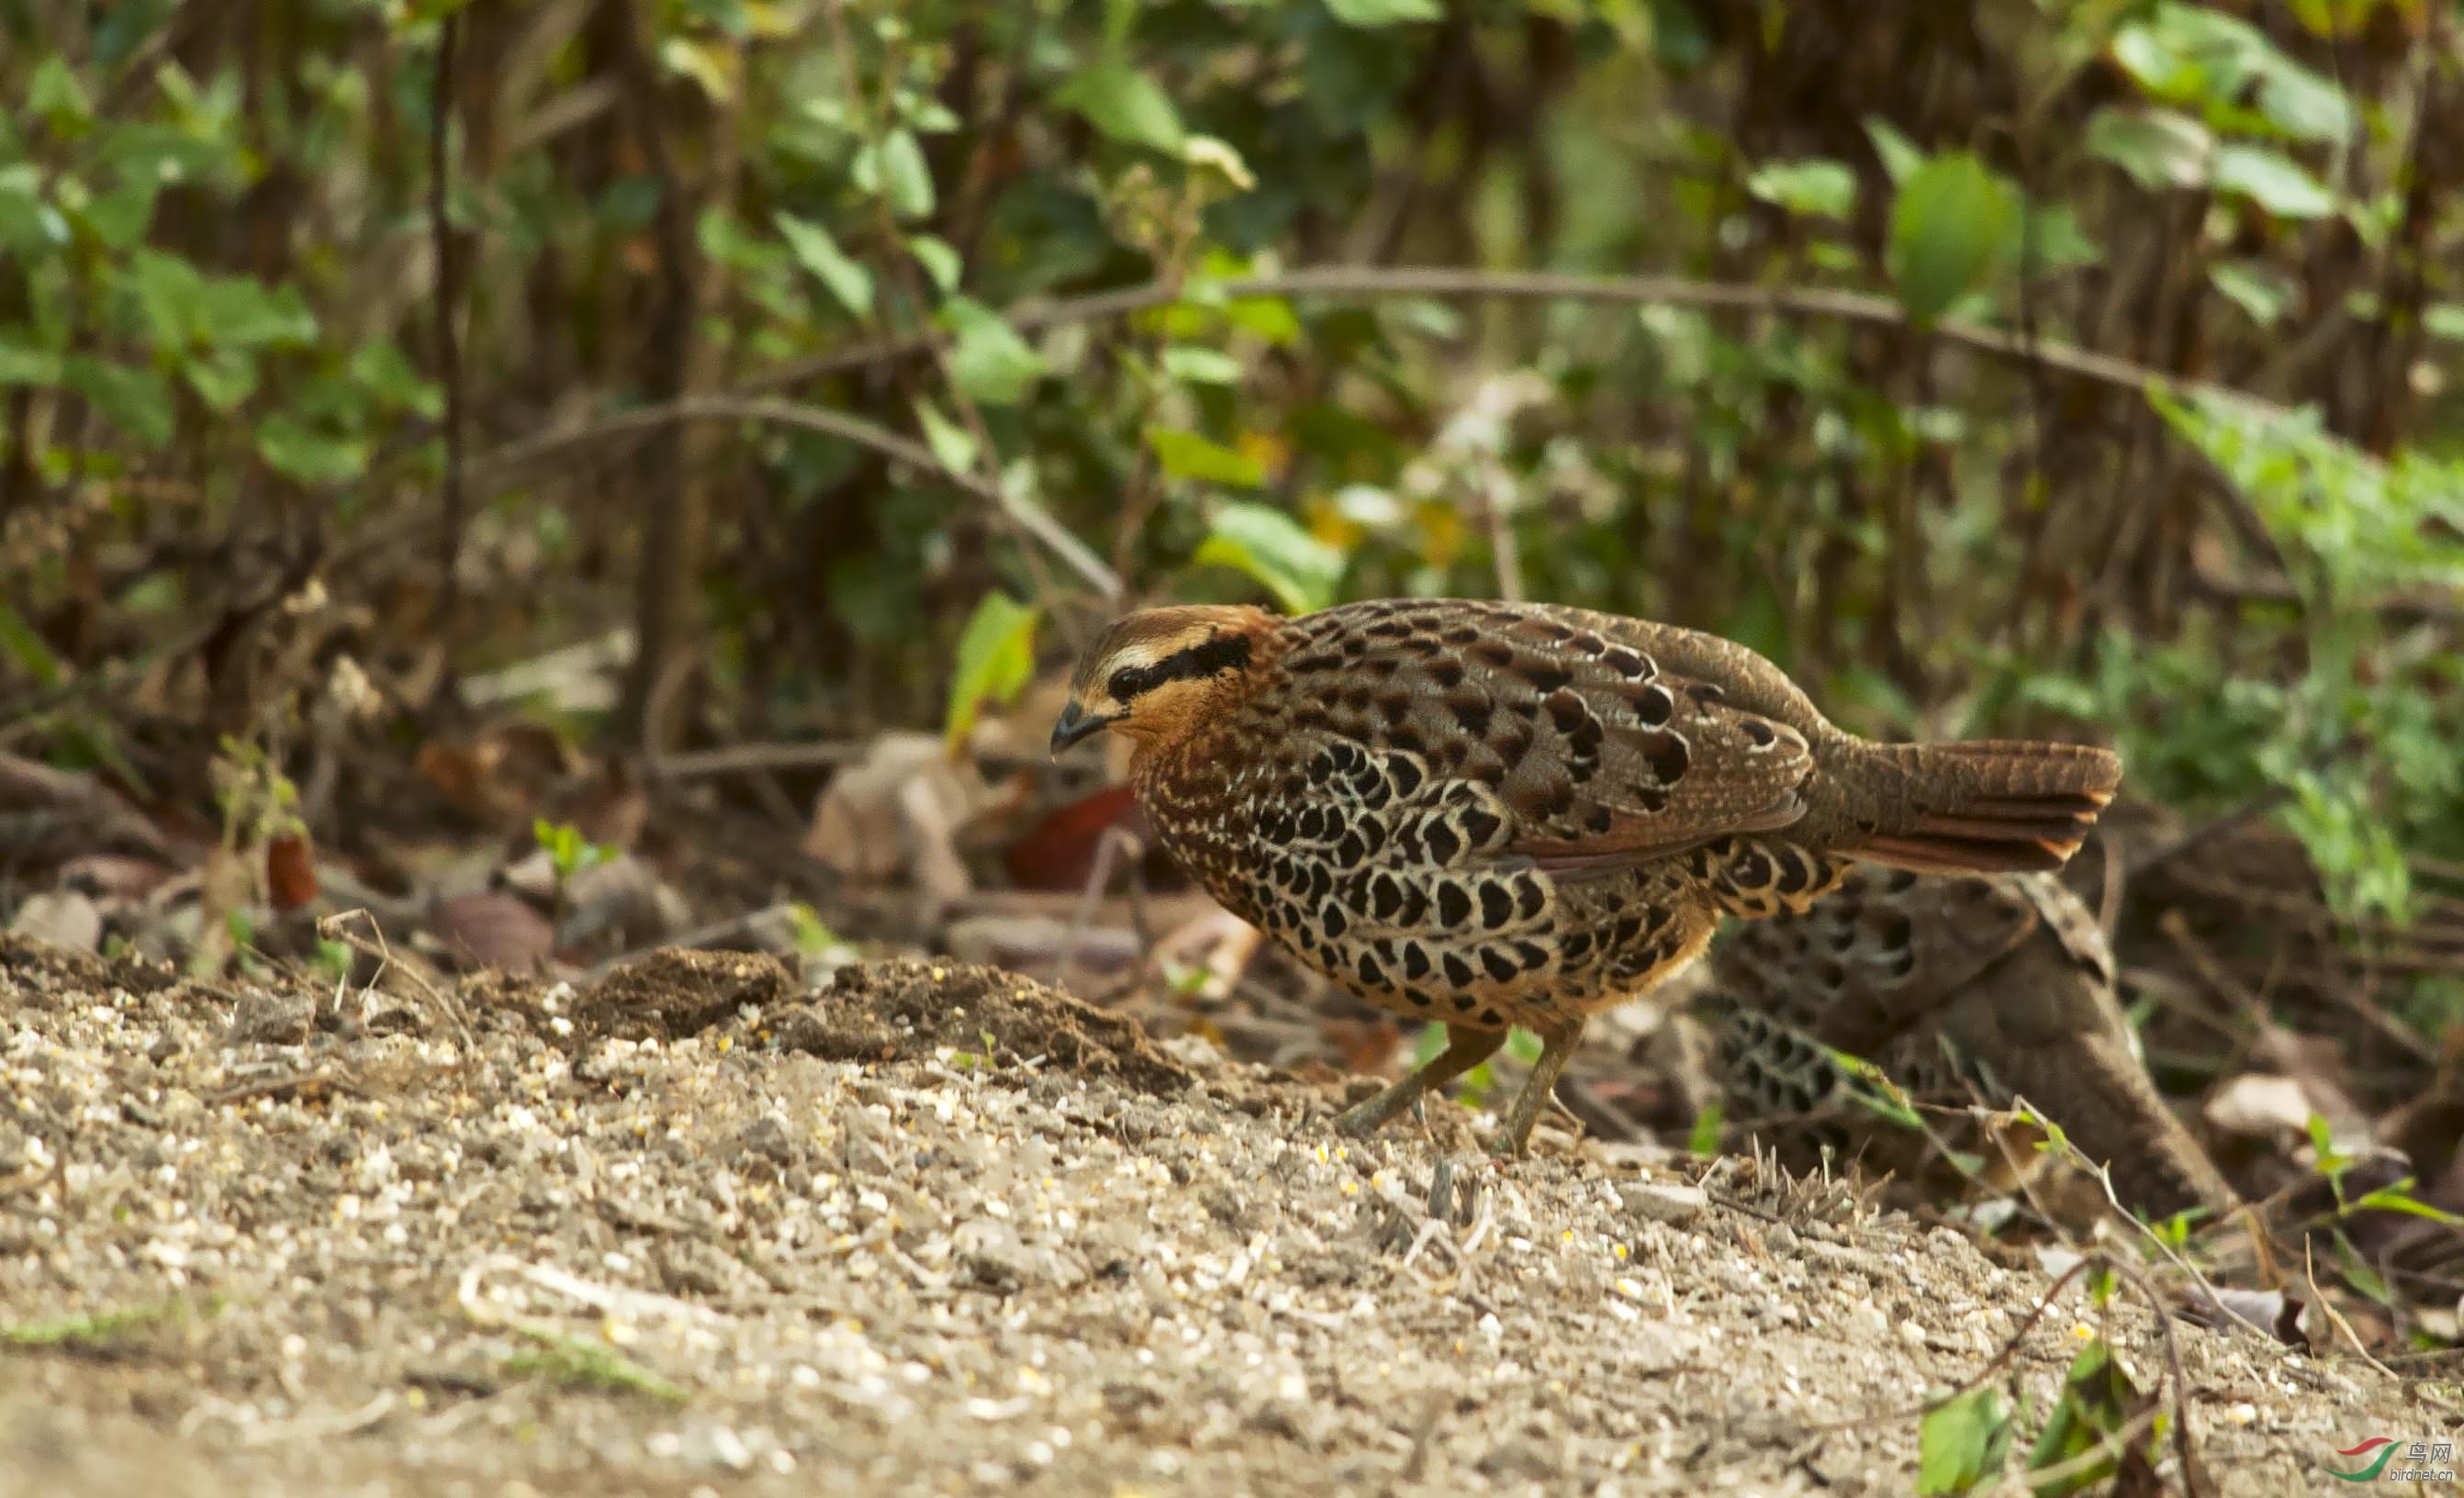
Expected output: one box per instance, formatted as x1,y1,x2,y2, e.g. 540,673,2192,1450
1049,700,1114,757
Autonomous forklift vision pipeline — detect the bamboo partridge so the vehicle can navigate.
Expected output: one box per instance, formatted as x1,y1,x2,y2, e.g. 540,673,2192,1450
1049,598,2123,1157
1703,866,2239,1223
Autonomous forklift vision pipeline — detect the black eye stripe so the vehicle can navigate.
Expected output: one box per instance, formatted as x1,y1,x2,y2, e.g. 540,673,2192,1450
1107,634,1252,700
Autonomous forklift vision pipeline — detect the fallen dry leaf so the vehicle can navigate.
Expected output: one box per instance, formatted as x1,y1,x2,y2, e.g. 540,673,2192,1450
8,889,102,953
804,732,988,902
428,889,557,972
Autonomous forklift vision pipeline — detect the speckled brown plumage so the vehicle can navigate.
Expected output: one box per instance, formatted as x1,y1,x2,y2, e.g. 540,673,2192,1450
1704,866,2239,1224
1050,598,2124,1157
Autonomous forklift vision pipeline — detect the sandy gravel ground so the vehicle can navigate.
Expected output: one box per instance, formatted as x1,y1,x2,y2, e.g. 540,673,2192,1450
0,937,2437,1496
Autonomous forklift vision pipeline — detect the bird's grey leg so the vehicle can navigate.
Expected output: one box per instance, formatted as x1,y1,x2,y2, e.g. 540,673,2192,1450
1331,1025,1507,1141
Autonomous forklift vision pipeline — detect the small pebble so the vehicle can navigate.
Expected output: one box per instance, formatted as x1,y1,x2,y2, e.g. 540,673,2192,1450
1618,1181,1708,1225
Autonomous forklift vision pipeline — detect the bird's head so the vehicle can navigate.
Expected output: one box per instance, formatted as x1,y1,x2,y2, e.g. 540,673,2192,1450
1050,604,1276,758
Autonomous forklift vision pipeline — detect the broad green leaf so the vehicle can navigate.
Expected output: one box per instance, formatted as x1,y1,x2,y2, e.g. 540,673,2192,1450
2020,202,2103,274
1915,1386,2011,1495
1053,61,1185,153
2109,21,2203,102
0,165,65,256
1147,426,1264,488
1887,151,2015,326
198,275,318,348
2425,303,2464,342
2083,106,2212,190
1223,294,1304,346
350,338,443,418
2210,261,2296,326
130,249,207,350
1193,502,1343,613
1324,0,1441,26
28,57,93,136
2022,1340,2149,1496
80,173,160,248
913,396,977,475
0,598,64,688
2259,65,2354,142
1162,345,1243,385
1860,117,1924,185
2212,144,2334,218
774,210,874,318
855,129,935,219
942,296,1047,406
659,35,734,102
1744,158,1856,220
944,591,1039,754
0,339,62,387
63,355,174,448
254,414,369,484
906,233,962,294
182,347,259,411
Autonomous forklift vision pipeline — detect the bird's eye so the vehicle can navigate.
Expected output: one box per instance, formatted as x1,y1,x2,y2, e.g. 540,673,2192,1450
1106,665,1145,701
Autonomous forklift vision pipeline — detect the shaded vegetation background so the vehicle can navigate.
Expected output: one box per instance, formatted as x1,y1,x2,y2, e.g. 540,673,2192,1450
3,0,2463,1231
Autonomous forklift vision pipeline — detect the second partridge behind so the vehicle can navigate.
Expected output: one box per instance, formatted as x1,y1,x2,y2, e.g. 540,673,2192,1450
1051,598,2123,1156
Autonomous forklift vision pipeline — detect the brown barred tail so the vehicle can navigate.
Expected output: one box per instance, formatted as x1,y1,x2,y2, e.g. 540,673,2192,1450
1850,740,2123,876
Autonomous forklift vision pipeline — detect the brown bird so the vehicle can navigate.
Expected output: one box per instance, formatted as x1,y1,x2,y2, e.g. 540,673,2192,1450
1702,866,2240,1224
1050,598,2122,1157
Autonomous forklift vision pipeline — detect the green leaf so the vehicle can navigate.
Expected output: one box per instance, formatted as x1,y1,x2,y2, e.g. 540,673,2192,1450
1861,117,1925,186
2353,1186,2464,1225
1324,0,1441,26
2023,1339,2151,1496
1887,151,2015,326
906,233,962,294
0,338,62,387
1147,426,1264,488
1744,158,1856,220
1053,61,1186,153
2258,65,2354,142
182,347,259,411
2109,20,2203,102
28,57,94,136
1686,1101,1724,1157
253,414,369,484
63,355,174,448
1916,1387,2011,1495
1162,345,1243,385
941,296,1047,406
2212,144,2334,218
944,591,1040,754
2210,261,2296,326
1193,502,1343,613
913,396,977,475
1222,294,1304,346
0,164,67,257
80,173,161,249
0,598,65,688
2425,303,2464,342
197,276,318,348
774,211,874,318
129,249,207,350
350,338,443,418
857,129,935,219
2083,106,2212,190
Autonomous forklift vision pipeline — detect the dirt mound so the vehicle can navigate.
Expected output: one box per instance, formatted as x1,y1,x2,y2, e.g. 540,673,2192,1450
775,957,1193,1097
570,946,798,1042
